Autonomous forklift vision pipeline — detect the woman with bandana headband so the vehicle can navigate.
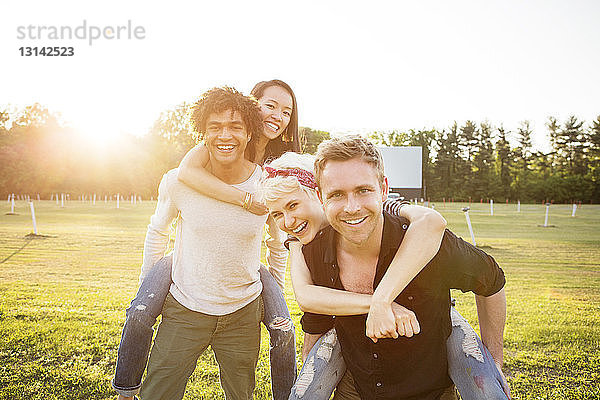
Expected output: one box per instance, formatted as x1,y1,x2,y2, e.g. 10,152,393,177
261,152,510,400
112,80,451,400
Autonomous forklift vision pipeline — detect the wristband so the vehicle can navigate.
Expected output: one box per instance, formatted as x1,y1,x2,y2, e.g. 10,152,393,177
242,192,252,210
384,199,409,216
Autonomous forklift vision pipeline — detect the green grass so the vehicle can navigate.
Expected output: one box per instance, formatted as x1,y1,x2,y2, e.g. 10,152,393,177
1,200,599,399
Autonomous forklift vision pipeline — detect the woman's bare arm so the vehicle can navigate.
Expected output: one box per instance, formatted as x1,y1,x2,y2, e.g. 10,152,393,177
290,241,420,339
264,214,287,290
290,241,373,314
290,203,446,341
366,204,447,340
177,144,267,215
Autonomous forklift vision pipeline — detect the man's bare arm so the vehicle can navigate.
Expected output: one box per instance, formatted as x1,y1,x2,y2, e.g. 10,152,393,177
476,288,510,396
475,287,507,366
290,241,372,314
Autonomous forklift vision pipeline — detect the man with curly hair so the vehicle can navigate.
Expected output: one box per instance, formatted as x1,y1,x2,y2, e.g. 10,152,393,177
137,87,268,400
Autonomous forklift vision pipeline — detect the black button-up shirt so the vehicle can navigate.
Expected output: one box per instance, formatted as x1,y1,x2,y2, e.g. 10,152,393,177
301,212,505,400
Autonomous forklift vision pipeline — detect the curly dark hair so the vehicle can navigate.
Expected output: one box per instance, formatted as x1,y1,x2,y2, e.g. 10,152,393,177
191,87,263,158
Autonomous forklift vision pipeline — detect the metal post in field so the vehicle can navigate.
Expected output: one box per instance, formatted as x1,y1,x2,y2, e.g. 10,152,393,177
61,193,64,208
29,201,38,235
572,203,577,217
117,194,120,209
11,195,15,213
462,207,477,246
517,200,520,213
544,203,550,227
490,199,494,216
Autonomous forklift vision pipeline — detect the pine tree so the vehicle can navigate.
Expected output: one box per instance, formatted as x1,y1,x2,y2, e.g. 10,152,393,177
472,122,496,199
458,120,478,195
516,120,533,171
433,123,466,199
408,129,436,200
546,116,561,168
561,116,587,175
496,126,513,199
588,116,600,201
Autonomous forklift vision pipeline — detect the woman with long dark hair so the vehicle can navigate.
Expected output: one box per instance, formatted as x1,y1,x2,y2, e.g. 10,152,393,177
112,80,452,400
113,80,303,400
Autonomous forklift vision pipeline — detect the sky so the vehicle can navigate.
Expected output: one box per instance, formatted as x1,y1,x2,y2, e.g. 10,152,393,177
2,0,599,152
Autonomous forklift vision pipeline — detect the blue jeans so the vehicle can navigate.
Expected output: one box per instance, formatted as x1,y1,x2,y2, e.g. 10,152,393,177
112,255,297,400
289,308,510,400
447,307,510,399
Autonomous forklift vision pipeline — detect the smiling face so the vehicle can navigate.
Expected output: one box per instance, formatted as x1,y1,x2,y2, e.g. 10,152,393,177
266,187,329,244
204,109,250,166
258,85,293,140
318,158,388,246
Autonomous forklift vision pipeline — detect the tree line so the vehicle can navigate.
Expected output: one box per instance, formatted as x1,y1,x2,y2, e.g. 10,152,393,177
368,117,599,203
1,103,598,203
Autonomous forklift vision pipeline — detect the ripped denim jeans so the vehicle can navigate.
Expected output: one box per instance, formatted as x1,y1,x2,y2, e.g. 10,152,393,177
112,255,297,400
289,307,510,400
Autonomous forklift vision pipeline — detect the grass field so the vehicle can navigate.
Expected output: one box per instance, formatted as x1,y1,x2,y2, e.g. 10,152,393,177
1,200,599,399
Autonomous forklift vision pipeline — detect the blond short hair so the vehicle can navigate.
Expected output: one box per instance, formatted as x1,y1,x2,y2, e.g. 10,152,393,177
314,135,385,187
261,152,317,202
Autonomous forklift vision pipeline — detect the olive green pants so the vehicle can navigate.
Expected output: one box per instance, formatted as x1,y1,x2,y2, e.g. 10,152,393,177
139,293,263,400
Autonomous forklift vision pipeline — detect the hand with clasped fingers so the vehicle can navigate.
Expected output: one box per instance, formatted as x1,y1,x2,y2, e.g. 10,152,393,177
366,300,420,343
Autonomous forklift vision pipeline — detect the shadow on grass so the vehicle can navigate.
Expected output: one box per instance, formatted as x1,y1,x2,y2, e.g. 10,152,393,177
0,234,57,265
